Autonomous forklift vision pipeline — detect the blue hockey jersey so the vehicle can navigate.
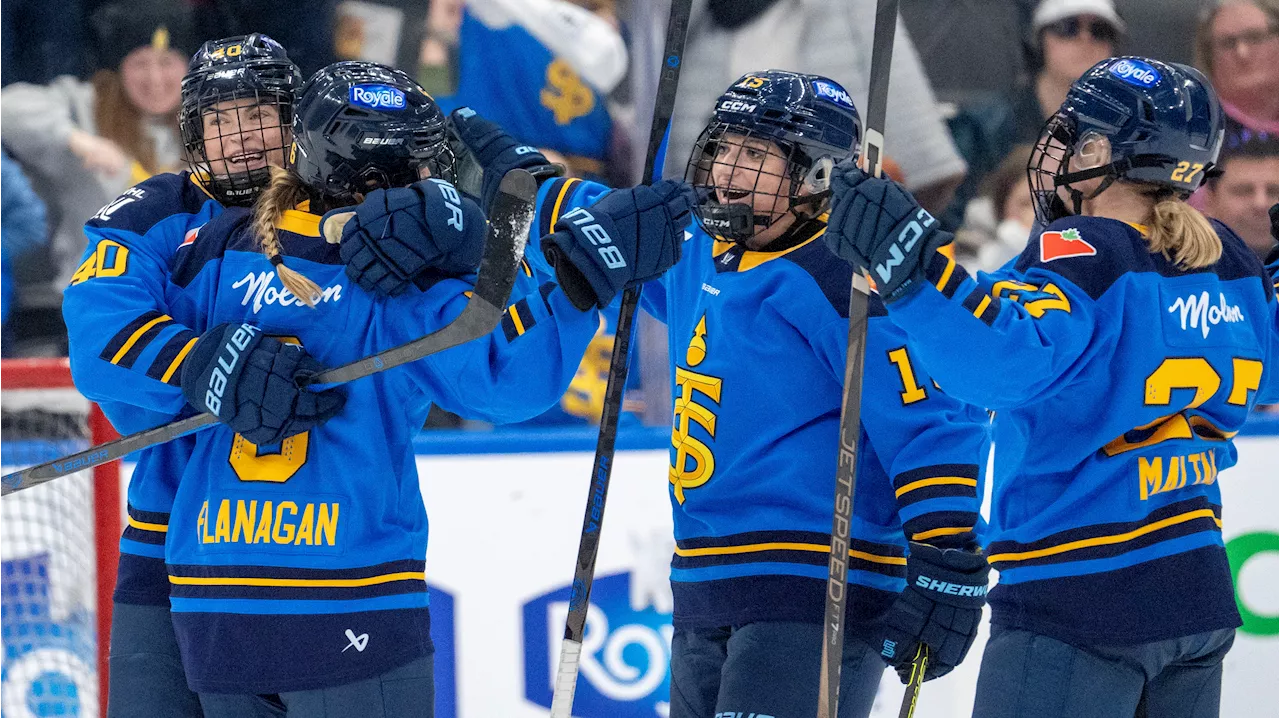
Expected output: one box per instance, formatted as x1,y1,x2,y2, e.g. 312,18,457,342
531,177,992,633
888,215,1278,644
106,201,602,693
64,171,220,605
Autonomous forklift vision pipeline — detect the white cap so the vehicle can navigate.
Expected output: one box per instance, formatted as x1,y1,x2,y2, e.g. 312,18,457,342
1033,0,1126,34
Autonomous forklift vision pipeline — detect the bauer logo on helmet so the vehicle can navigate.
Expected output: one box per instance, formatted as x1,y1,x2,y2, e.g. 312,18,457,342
350,84,407,110
1108,59,1161,88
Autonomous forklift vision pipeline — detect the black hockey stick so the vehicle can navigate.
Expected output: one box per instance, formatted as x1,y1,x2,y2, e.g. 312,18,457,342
816,1,900,717
548,2,691,715
2,170,537,496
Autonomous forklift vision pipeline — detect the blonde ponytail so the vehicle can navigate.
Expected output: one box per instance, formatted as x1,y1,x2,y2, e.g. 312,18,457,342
1146,195,1222,270
251,167,324,307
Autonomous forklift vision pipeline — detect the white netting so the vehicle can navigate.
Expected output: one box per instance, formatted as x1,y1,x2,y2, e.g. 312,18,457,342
2,383,101,718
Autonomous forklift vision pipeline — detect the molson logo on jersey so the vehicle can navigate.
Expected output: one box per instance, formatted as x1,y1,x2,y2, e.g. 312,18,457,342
1109,58,1161,88
232,270,343,313
811,79,854,109
1167,290,1244,338
523,572,672,718
350,84,407,110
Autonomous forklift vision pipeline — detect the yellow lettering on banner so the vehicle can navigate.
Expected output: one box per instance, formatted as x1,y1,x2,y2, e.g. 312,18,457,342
254,501,274,544
273,501,298,544
317,504,339,546
294,504,315,546
232,500,257,543
540,58,595,125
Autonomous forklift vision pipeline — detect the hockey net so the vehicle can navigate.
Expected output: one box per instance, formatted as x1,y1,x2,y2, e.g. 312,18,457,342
2,359,119,718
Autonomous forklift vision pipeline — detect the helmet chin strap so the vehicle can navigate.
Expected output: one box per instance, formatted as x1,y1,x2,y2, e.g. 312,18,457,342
1056,156,1170,214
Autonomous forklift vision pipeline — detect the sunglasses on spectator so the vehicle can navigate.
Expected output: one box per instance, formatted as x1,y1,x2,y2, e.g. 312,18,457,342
1212,27,1277,56
1043,16,1119,43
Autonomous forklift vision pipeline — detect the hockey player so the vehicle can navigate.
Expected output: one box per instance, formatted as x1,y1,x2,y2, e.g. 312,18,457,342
63,34,301,717
144,61,689,715
416,71,994,718
821,57,1278,717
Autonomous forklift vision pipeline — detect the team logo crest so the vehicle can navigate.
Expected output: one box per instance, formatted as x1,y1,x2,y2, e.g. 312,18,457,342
1039,228,1096,262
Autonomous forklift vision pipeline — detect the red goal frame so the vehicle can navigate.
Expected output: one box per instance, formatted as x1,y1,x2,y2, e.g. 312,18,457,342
3,358,120,717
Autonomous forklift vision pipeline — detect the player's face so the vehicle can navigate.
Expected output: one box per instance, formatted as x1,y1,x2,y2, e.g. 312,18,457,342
201,99,289,177
709,134,792,218
120,46,187,116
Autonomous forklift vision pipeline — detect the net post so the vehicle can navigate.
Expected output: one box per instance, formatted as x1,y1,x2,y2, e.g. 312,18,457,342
90,404,120,718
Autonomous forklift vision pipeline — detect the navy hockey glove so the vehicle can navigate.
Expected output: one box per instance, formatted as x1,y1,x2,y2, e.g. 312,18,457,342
447,107,562,212
180,323,346,446
878,542,989,682
322,178,488,297
825,161,951,303
542,180,695,311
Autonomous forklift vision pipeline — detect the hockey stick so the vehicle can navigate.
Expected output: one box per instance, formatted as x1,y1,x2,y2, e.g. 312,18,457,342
816,1,899,717
2,170,537,496
897,644,928,718
548,2,691,715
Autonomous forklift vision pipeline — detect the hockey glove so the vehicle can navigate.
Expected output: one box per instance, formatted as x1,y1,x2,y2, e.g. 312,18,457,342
180,323,346,446
321,178,488,297
825,161,951,303
542,180,695,311
447,107,563,212
877,542,989,682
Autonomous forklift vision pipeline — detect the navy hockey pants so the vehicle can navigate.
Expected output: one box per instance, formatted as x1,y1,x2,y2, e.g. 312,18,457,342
107,601,204,718
669,621,885,718
196,653,434,718
972,625,1235,718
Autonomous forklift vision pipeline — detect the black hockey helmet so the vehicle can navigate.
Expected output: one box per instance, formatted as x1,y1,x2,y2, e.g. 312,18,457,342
290,61,456,205
1028,56,1225,224
685,70,861,242
180,34,301,206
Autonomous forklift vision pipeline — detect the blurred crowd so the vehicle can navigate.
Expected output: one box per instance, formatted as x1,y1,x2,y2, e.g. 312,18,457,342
1,0,1276,423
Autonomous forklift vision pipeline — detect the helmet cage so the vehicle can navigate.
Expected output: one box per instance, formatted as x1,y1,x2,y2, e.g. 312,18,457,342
181,84,294,206
685,122,829,243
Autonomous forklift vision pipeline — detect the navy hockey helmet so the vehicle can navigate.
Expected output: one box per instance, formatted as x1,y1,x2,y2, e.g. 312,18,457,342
685,70,861,242
1028,56,1225,224
290,61,456,205
180,34,301,206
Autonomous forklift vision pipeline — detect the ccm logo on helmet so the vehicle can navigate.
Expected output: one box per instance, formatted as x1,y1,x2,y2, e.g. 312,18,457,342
812,80,854,109
204,324,260,415
718,99,757,113
1109,59,1161,88
874,209,936,285
561,207,627,269
350,84,407,110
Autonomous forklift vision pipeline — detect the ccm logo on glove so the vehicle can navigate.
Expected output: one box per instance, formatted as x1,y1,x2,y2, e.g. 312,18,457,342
876,209,936,285
560,207,628,269
204,323,260,415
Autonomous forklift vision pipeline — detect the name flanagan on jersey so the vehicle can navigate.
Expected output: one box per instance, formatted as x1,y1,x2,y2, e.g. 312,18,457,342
196,497,340,547
232,270,343,313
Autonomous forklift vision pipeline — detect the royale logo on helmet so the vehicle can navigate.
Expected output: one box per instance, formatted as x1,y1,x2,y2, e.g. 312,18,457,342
1108,58,1161,88
811,80,854,109
350,84,407,111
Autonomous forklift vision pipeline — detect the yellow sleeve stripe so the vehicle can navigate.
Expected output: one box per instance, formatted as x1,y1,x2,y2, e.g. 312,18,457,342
507,305,526,335
987,509,1218,564
549,177,582,227
111,315,172,364
128,516,169,533
894,476,978,499
911,526,974,542
933,255,957,292
971,295,992,319
159,337,199,384
169,570,425,588
674,541,907,566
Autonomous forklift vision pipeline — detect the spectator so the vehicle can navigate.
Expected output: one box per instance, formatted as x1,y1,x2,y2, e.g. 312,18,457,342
664,0,967,215
1,0,195,299
953,144,1038,272
942,0,1122,228
423,0,629,184
1202,137,1280,259
1,152,49,352
1195,0,1278,150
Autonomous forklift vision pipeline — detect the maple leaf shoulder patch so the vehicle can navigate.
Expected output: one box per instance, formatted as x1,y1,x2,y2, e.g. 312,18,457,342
1039,227,1097,262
